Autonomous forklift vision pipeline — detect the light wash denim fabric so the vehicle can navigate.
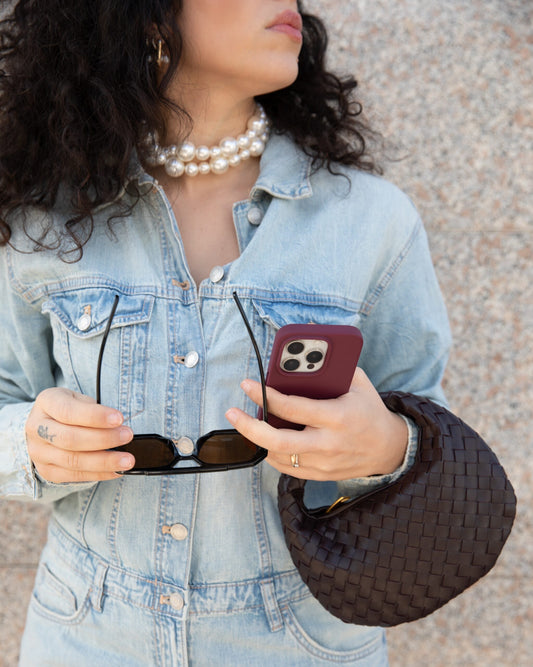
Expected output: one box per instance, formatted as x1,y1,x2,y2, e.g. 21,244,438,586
0,133,451,665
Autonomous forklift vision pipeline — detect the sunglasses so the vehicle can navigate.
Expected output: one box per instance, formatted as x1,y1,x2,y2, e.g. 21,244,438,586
97,292,268,474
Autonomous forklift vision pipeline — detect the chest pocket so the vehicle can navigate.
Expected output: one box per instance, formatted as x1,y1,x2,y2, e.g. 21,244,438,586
42,289,155,420
250,294,361,366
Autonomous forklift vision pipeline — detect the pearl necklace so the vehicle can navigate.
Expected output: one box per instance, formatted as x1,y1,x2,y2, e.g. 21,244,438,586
141,105,270,177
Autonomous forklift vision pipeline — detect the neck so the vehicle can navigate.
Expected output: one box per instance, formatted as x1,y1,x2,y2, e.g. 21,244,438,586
166,97,257,148
161,70,258,142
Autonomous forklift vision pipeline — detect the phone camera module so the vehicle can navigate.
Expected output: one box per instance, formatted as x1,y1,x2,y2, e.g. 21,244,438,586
280,338,329,373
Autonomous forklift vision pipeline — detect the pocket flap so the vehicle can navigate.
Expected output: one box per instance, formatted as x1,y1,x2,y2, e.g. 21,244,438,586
42,289,155,338
252,296,359,330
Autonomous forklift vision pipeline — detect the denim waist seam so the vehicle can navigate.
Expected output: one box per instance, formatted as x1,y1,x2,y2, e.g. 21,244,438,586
48,518,310,617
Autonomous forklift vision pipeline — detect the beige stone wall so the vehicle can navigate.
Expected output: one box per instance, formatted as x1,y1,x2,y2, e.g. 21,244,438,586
318,1,531,664
1,1,531,664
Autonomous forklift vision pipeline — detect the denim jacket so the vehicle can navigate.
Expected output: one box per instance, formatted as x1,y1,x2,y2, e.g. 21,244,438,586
1,133,451,665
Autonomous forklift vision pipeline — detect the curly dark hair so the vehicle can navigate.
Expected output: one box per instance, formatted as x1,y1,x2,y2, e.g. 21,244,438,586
0,0,380,258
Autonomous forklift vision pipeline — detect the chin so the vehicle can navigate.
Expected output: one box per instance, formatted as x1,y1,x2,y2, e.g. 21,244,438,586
253,64,299,96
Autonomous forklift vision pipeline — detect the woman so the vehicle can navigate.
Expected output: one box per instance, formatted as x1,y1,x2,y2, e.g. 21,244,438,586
0,1,450,665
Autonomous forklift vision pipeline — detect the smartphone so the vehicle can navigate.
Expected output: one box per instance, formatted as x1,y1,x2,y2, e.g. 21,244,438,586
259,324,363,430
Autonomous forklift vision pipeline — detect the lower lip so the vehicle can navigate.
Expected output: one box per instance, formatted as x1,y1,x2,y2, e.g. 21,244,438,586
268,24,303,42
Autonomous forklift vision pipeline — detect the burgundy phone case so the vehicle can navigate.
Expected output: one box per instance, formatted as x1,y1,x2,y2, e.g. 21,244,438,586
260,324,363,429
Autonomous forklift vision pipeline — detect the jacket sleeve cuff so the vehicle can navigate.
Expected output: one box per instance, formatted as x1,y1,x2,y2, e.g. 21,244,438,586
0,402,95,502
336,414,418,500
0,402,41,499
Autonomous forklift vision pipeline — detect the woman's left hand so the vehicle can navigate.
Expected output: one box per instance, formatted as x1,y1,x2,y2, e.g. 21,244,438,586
225,368,408,481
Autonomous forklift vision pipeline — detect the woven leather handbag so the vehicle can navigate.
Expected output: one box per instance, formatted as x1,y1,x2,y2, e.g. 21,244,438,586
277,392,516,627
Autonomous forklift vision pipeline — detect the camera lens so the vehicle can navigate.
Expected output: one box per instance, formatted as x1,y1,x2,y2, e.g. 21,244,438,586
283,359,300,371
287,341,304,355
306,350,323,364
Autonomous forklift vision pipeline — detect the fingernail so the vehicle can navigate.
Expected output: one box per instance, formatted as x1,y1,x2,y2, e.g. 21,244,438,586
119,427,133,443
225,409,238,425
241,380,252,392
119,455,135,469
107,411,123,426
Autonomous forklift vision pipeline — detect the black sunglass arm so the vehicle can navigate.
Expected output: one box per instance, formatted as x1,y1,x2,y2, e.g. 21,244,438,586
96,294,119,405
231,292,268,422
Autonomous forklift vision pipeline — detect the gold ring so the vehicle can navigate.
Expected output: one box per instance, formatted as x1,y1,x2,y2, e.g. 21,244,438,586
290,453,300,468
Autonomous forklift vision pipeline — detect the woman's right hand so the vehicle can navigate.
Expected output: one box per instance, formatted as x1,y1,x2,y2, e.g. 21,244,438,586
25,388,135,483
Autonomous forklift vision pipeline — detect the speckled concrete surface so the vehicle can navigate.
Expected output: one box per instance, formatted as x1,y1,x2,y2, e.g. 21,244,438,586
319,1,532,664
1,1,532,665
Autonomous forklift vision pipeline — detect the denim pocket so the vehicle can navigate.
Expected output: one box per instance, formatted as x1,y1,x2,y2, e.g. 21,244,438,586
250,292,360,368
280,594,385,662
31,561,91,625
42,288,155,419
252,295,360,330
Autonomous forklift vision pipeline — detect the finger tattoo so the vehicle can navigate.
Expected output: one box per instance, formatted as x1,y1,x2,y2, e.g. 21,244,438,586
37,424,56,443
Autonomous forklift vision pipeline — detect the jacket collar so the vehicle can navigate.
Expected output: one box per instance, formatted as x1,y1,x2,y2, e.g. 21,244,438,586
250,132,313,200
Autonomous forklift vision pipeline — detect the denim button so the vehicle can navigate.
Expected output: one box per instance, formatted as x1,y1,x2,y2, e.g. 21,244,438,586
77,313,91,331
184,351,199,368
169,593,184,610
209,265,224,283
247,206,263,225
161,593,184,611
177,437,194,456
170,524,188,541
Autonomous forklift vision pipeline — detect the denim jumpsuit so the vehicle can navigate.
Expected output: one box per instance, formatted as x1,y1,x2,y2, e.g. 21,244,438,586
0,133,451,665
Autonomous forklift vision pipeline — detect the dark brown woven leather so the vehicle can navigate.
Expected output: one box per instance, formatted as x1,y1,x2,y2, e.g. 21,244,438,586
278,392,516,626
